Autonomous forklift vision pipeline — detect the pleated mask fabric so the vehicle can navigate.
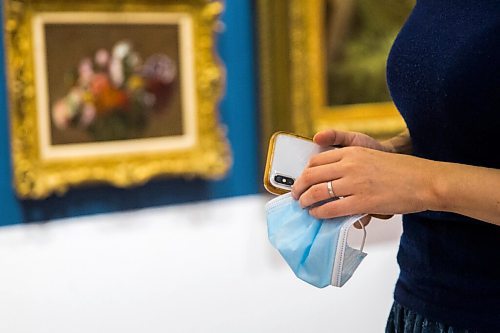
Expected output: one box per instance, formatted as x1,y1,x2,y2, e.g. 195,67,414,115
266,193,367,288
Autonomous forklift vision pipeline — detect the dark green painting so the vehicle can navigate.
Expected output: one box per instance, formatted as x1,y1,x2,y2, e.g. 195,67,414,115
325,0,415,106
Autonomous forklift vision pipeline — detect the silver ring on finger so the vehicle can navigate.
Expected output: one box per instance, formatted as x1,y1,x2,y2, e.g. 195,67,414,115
326,180,337,199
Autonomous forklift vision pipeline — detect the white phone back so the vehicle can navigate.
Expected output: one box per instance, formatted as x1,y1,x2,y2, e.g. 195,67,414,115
269,134,330,192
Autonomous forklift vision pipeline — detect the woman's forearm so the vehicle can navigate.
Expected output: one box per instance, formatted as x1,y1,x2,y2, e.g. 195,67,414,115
381,129,499,224
426,161,500,225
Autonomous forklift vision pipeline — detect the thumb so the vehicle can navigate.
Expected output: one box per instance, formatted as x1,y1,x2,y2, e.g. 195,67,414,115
313,129,357,147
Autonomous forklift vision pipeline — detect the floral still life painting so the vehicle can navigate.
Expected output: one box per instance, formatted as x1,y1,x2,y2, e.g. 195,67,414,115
4,3,231,199
43,22,186,146
52,41,178,142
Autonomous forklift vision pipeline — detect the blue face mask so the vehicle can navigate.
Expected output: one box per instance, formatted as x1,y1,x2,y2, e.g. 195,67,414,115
265,193,367,288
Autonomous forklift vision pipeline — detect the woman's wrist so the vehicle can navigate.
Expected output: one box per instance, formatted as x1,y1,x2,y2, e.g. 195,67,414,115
419,160,446,212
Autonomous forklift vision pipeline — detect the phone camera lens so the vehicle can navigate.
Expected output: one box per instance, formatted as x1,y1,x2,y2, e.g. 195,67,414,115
275,175,294,187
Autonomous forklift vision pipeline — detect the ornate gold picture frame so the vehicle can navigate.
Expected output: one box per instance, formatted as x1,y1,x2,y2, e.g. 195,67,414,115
257,0,410,144
3,0,231,199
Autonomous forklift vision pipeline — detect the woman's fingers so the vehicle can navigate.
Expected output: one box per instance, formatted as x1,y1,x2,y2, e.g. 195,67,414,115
291,162,344,199
292,147,364,200
309,196,360,219
298,179,349,208
307,148,343,168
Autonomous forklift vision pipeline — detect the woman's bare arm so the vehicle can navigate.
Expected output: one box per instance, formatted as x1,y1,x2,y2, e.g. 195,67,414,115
381,129,500,223
429,162,500,224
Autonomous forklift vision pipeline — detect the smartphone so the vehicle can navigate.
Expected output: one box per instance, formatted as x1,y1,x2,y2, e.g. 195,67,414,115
263,132,332,195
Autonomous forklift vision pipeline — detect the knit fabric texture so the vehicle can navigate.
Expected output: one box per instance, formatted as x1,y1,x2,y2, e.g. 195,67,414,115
386,0,500,331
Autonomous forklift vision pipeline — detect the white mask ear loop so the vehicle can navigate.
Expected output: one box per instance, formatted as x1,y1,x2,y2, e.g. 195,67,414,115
358,220,367,253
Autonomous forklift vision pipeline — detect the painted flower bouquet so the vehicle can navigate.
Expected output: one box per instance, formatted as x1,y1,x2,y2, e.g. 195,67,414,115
52,40,177,141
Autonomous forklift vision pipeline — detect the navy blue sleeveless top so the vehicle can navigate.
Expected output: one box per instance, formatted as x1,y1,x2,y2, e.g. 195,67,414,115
386,0,500,331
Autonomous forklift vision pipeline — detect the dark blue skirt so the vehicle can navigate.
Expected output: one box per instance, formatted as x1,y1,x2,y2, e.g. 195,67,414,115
385,302,478,333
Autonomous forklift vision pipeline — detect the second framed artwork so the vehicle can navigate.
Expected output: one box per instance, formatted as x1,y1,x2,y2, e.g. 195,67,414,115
4,0,231,198
257,0,414,143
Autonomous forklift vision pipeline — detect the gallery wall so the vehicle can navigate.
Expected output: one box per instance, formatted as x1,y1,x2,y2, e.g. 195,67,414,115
0,1,261,226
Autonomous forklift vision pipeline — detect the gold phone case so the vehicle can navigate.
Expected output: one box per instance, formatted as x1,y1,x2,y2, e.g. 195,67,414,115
263,131,314,195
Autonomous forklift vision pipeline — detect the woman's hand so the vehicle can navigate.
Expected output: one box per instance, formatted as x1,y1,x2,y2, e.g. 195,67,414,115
291,129,500,225
306,129,400,225
291,146,438,220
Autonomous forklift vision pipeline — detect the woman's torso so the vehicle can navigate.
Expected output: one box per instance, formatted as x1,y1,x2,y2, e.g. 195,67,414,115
386,0,500,331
